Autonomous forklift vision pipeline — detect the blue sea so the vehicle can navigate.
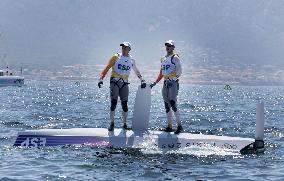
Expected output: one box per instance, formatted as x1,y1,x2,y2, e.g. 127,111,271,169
0,80,283,181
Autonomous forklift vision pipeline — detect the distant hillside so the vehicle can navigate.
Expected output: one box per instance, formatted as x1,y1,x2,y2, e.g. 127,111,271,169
1,0,284,69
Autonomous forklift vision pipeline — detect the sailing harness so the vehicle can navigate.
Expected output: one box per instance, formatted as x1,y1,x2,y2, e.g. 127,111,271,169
170,54,178,65
110,77,130,90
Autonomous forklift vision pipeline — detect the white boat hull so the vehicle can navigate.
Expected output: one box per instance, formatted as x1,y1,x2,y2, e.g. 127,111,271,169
0,76,24,87
14,128,255,152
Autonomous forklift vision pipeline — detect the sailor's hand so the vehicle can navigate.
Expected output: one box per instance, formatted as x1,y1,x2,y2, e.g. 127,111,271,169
98,80,103,88
141,79,146,89
150,82,156,89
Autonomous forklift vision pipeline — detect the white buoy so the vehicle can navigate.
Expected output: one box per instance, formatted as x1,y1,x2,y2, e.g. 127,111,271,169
255,102,264,141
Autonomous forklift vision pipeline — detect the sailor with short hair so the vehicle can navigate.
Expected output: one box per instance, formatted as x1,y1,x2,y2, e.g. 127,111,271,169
98,42,146,131
150,40,183,134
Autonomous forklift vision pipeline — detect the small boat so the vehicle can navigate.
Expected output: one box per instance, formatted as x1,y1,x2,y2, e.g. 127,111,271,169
13,102,265,154
0,68,24,87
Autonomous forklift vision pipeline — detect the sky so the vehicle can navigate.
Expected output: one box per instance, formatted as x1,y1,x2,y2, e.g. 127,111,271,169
1,0,284,69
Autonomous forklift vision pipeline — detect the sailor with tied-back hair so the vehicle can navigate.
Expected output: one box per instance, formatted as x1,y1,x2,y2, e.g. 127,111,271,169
98,42,146,131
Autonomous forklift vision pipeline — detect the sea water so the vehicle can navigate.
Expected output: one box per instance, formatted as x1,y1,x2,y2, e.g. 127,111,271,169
0,80,283,180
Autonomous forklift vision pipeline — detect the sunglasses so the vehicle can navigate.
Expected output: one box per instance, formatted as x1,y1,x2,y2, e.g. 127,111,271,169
121,45,129,48
165,43,173,47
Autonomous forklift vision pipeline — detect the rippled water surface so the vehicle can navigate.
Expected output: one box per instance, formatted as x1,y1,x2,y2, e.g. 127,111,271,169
0,80,284,180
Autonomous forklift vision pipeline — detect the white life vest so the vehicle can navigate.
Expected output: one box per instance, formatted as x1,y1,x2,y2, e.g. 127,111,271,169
113,54,133,78
161,54,177,76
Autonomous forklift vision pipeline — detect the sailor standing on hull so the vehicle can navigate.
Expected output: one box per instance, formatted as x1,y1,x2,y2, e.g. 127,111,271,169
98,42,146,131
150,40,183,134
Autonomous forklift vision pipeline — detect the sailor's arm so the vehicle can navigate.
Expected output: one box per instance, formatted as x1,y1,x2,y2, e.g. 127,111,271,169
98,55,117,88
150,69,163,88
155,70,163,83
99,55,117,80
132,59,146,88
132,60,144,81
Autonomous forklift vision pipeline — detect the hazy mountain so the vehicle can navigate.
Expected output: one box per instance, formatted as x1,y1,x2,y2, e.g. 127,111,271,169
1,0,284,69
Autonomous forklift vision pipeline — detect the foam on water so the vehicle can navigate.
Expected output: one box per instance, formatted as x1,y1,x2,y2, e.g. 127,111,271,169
139,138,240,156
